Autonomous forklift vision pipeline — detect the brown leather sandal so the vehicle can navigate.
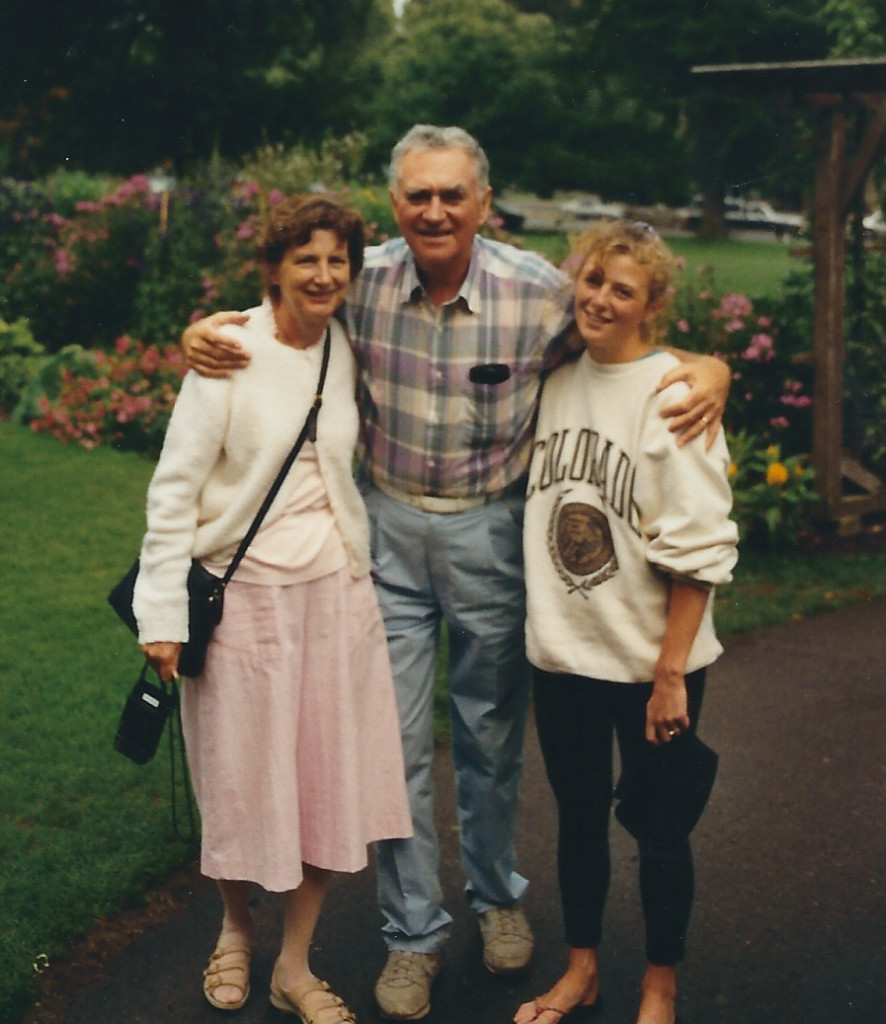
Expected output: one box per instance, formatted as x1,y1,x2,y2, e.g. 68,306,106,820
203,943,252,1011
269,977,356,1023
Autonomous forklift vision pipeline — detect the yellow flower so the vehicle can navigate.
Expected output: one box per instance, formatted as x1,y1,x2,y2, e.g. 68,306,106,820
728,462,738,478
766,445,779,458
766,462,789,486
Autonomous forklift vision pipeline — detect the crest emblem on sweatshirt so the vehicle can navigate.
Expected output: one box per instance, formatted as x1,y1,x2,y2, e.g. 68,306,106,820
548,491,618,596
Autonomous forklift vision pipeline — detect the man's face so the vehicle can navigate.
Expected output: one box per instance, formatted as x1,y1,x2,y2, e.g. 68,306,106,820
389,146,491,285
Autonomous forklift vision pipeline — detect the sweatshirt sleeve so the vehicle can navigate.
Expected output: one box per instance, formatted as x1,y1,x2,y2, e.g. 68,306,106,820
637,382,739,588
133,370,231,643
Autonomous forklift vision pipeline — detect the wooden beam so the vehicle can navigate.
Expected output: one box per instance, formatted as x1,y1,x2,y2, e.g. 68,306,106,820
840,96,886,216
690,57,886,95
835,492,886,519
841,455,886,497
812,105,846,514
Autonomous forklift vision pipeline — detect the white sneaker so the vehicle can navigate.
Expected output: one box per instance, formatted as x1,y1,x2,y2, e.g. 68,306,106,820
478,905,535,973
374,950,443,1020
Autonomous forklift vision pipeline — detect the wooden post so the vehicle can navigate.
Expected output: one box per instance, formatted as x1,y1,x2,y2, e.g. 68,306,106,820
689,61,886,524
811,100,846,516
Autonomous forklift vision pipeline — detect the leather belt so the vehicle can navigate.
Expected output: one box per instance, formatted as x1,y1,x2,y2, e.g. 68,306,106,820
375,479,518,514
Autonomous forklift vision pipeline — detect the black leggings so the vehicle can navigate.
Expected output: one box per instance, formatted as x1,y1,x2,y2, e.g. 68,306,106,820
532,667,706,965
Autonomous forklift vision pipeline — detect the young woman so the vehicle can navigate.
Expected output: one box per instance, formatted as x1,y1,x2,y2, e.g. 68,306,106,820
134,196,412,1022
517,222,738,1024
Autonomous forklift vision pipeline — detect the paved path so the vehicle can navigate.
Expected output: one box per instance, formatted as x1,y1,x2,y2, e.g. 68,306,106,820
29,598,886,1024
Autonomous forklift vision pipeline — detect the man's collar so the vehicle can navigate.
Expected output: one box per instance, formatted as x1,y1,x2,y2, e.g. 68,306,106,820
399,238,484,312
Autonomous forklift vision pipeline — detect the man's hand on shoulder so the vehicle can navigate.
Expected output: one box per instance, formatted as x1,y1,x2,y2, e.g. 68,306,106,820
656,354,730,450
182,311,251,378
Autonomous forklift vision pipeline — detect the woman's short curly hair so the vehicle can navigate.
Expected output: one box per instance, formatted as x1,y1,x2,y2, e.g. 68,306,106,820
566,220,677,342
256,195,365,302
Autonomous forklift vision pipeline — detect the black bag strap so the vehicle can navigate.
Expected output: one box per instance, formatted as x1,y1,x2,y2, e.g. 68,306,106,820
220,324,332,586
167,680,197,844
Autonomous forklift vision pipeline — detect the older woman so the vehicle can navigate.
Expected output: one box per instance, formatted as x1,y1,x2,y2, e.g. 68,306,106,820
134,196,412,1022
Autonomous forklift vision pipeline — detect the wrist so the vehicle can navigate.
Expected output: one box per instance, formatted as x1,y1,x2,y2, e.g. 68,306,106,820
654,657,687,687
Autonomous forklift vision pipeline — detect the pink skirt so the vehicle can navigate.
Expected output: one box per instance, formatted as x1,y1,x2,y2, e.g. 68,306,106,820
181,569,412,892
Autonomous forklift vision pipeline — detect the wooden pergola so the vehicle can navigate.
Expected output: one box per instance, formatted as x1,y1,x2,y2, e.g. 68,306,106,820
690,57,886,526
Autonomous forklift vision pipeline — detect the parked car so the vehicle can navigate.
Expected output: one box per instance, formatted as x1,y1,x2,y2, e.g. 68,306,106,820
680,196,804,238
559,195,626,220
490,200,526,232
862,208,885,239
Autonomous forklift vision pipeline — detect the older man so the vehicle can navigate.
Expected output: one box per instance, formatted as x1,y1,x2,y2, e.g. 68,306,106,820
183,124,727,1021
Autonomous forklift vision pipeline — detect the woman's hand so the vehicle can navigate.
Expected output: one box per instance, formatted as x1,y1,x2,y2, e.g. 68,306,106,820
141,641,182,683
182,311,251,378
657,354,731,450
647,580,708,744
646,668,690,746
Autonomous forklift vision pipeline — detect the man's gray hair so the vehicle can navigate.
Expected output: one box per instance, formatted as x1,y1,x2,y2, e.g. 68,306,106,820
388,124,490,194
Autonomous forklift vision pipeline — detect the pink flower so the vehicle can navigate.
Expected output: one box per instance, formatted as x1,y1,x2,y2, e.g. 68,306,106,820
115,336,131,355
237,180,262,200
781,393,812,408
53,248,73,274
741,333,775,362
268,189,284,207
676,319,690,333
719,293,753,318
236,220,255,240
140,348,160,374
769,416,790,430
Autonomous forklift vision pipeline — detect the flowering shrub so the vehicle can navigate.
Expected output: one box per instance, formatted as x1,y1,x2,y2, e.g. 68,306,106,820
0,316,45,416
669,272,814,456
21,337,186,457
1,152,398,361
1,174,157,353
727,431,819,547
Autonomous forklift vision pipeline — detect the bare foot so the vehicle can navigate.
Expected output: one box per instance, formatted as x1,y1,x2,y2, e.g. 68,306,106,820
514,962,600,1023
637,964,677,1023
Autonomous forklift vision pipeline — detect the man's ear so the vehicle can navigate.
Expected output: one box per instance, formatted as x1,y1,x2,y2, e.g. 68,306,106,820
388,187,403,230
479,187,493,224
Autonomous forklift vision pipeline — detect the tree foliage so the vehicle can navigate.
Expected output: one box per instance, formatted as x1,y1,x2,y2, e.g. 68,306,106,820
1,0,882,201
0,0,394,176
365,0,570,193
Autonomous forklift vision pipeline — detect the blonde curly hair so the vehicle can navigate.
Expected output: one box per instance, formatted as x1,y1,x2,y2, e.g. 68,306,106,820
565,220,677,343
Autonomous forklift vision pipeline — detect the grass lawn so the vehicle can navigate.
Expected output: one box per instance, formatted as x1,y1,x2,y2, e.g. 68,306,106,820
2,422,884,1022
520,231,801,299
0,424,191,1023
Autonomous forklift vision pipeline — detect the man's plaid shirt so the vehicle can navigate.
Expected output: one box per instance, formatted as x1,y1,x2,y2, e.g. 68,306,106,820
345,236,573,499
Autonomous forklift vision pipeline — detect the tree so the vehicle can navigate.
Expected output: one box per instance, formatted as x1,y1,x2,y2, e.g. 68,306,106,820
0,0,395,176
366,0,573,194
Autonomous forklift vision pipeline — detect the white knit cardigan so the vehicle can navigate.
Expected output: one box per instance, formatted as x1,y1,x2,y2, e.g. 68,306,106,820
133,304,370,645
